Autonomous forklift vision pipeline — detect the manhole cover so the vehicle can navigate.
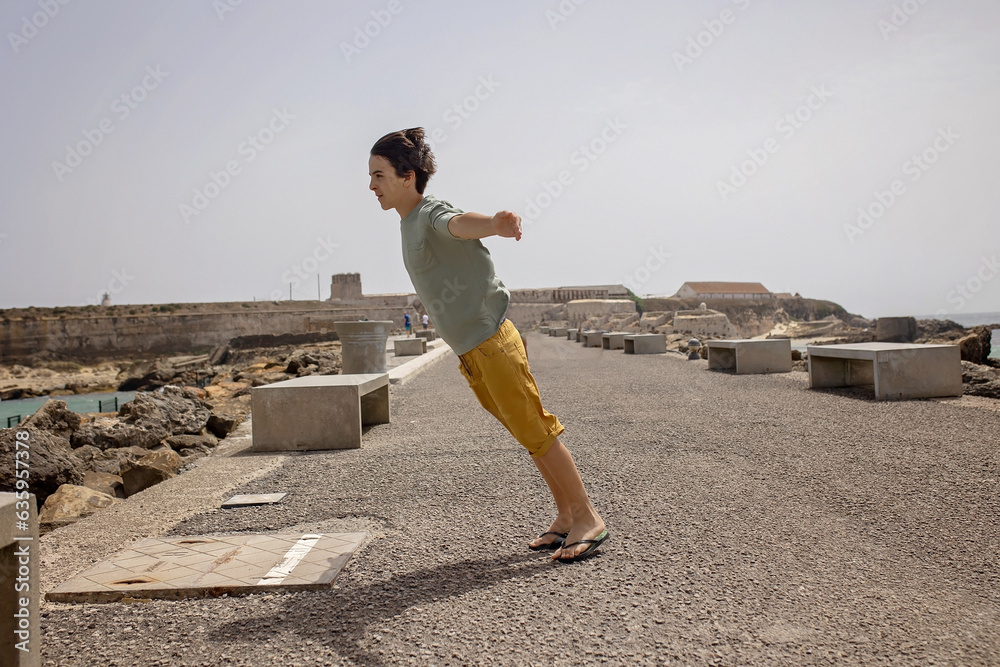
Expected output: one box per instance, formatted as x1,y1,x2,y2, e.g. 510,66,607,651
46,532,366,603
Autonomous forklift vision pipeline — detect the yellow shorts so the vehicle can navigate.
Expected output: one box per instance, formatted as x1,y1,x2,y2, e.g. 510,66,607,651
457,319,565,458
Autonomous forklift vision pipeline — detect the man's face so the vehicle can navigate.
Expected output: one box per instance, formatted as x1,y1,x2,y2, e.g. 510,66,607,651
368,154,410,211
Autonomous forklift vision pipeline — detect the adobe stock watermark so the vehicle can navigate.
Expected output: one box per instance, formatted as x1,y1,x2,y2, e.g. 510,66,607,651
935,253,999,315
717,85,834,202
545,0,590,31
843,126,959,244
213,0,244,21
425,76,501,151
85,267,134,306
51,66,169,182
877,0,931,40
12,429,35,655
621,244,672,296
522,117,627,225
270,235,340,301
179,107,295,224
341,0,407,63
8,0,72,55
673,0,752,73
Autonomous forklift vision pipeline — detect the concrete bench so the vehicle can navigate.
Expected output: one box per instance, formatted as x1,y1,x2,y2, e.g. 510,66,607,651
806,343,962,400
624,334,666,354
251,373,390,451
602,332,627,350
1,492,39,666
583,331,605,348
394,338,426,356
539,326,550,334
552,327,568,337
567,329,578,341
707,339,792,374
415,329,437,341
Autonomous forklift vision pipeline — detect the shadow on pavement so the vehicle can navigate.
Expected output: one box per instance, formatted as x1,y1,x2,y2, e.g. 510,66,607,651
208,551,549,666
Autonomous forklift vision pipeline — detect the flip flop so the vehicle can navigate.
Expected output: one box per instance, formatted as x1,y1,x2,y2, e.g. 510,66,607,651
556,529,609,563
528,531,568,551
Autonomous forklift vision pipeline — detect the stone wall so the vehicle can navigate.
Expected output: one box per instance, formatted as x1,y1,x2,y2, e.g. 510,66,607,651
0,306,406,361
670,310,740,339
565,299,636,323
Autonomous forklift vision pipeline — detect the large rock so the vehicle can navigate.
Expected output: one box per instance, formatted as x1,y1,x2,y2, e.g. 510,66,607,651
0,429,85,505
70,387,211,450
116,360,177,391
20,399,82,438
118,386,212,435
82,471,125,499
957,333,984,365
120,450,183,496
121,461,175,497
164,433,218,457
962,361,1000,399
71,417,166,450
206,412,242,438
38,483,117,527
72,444,153,475
916,318,967,340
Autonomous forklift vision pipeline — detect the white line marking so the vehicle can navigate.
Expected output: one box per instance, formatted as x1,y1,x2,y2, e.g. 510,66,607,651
256,534,322,585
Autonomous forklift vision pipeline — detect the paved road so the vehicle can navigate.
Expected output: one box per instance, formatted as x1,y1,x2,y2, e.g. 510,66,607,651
41,333,1000,666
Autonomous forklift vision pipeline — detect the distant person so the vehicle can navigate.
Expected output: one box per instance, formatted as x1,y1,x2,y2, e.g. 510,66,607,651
422,313,429,330
368,128,608,562
404,312,412,337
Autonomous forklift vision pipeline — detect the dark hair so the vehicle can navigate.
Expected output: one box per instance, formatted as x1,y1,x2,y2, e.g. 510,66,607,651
370,128,436,194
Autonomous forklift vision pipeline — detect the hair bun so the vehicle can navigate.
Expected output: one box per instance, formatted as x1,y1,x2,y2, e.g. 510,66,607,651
404,127,426,146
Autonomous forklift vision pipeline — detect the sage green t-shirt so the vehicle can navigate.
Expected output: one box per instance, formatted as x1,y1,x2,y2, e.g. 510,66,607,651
400,195,510,355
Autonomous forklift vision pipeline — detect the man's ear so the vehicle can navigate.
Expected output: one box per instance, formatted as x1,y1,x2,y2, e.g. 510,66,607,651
403,170,416,188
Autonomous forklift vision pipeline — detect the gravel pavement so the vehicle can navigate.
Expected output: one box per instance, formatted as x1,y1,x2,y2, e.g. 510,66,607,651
39,332,1000,666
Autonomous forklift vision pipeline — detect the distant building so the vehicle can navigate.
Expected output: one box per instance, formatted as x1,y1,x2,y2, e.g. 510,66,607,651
329,273,363,302
673,282,772,300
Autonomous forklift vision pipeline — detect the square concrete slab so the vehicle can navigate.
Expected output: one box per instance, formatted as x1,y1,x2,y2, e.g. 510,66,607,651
46,532,366,603
221,493,288,508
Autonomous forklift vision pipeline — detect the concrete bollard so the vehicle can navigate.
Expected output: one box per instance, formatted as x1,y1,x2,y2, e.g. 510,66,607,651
335,321,393,374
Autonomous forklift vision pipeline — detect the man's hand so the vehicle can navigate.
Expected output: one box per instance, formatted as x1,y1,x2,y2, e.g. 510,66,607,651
490,210,522,241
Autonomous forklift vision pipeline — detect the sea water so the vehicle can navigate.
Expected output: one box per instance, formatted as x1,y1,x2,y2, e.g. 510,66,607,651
0,390,136,428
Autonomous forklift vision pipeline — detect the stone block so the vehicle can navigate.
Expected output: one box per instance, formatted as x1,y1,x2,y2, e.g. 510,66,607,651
567,329,578,341
807,342,962,400
707,339,792,374
394,338,425,356
1,493,40,666
876,317,917,343
251,373,390,451
602,332,627,350
624,334,666,354
584,331,605,347
553,327,568,337
539,326,550,334
415,329,437,342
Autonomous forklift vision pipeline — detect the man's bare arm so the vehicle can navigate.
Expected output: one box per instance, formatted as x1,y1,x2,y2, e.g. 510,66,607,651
448,211,522,241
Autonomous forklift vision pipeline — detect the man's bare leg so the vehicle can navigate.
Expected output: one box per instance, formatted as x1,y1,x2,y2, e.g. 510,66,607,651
529,455,573,548
535,437,606,559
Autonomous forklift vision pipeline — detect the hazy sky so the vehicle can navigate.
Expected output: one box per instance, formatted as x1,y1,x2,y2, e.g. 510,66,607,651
2,0,999,319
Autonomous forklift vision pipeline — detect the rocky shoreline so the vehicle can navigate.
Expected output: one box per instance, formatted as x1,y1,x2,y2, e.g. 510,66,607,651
0,339,348,532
